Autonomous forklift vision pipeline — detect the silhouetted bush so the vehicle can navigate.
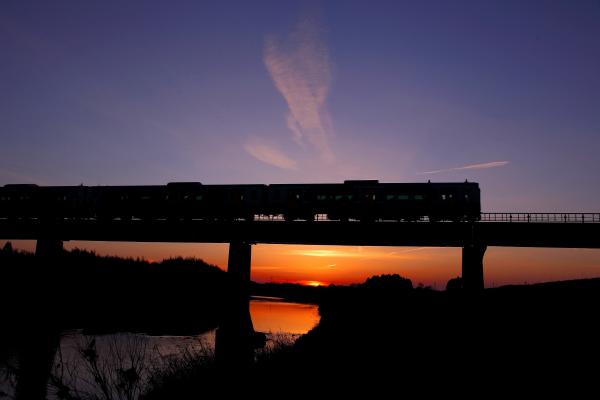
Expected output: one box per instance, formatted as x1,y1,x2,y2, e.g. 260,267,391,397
446,276,463,291
363,274,413,291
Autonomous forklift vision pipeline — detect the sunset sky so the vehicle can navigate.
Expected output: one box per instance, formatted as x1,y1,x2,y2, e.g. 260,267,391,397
2,1,599,287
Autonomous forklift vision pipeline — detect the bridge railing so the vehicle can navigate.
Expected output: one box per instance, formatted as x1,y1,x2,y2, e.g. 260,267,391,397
480,213,600,223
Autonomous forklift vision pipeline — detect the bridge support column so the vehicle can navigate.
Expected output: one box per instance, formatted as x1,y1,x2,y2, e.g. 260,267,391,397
215,241,259,369
15,239,63,400
462,244,486,292
35,237,64,259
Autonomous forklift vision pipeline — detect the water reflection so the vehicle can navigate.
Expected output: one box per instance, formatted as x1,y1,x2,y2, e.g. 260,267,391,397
250,297,320,334
0,299,320,399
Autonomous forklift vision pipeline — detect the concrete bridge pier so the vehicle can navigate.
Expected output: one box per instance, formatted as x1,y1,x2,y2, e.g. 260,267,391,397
215,241,257,368
15,238,63,400
462,243,486,292
34,237,64,259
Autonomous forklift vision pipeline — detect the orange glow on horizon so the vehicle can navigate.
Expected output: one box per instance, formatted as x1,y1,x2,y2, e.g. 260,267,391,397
299,280,328,287
2,240,600,288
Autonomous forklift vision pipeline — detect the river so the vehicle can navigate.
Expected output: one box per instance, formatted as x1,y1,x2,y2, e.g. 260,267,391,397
0,298,320,398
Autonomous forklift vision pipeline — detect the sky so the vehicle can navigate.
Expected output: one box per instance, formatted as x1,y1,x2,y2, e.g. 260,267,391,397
1,0,599,286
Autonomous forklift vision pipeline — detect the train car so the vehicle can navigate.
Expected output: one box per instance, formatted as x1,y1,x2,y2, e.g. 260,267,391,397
37,185,89,219
268,183,337,221
267,180,480,222
0,184,91,220
205,184,267,221
165,182,205,220
426,182,480,222
341,181,480,222
93,185,167,221
0,184,40,219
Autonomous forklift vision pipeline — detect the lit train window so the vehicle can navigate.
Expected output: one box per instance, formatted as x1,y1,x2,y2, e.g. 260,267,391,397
441,194,446,200
386,194,394,200
196,195,202,201
414,195,424,200
241,195,244,201
348,195,354,200
317,195,327,201
465,194,469,199
398,195,409,200
296,194,300,199
372,194,376,201
335,195,343,200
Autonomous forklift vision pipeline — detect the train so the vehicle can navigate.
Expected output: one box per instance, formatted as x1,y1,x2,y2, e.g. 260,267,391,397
0,180,481,222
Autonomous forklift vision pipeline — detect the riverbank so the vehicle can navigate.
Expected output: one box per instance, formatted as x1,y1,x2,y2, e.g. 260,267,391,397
141,276,600,396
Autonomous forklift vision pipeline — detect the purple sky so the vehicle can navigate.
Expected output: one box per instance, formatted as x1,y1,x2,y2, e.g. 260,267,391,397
1,1,599,285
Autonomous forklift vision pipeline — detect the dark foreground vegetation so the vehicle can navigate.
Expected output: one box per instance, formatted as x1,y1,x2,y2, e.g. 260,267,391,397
2,243,599,396
144,275,600,396
0,243,228,335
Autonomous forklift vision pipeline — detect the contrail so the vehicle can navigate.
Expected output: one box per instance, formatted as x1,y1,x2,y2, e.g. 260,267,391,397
422,161,509,175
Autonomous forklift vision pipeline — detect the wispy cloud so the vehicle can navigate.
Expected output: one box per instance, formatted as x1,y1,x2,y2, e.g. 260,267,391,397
244,141,298,170
264,18,335,163
286,247,431,260
422,161,509,175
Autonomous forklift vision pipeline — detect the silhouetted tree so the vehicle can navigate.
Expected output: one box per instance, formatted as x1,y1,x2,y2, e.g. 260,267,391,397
446,276,463,291
363,274,413,291
2,241,13,254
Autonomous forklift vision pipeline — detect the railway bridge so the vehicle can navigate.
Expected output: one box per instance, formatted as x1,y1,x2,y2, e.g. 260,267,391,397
2,212,600,395
2,212,600,291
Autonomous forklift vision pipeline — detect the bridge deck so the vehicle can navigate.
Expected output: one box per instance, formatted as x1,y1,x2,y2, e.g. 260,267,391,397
1,218,599,248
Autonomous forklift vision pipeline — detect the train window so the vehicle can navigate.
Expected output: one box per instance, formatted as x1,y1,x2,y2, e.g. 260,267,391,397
348,195,354,200
414,195,424,200
441,194,446,200
296,194,300,200
465,194,469,199
317,195,327,201
241,195,244,201
448,194,453,199
335,195,343,200
196,195,203,201
398,195,409,200
386,194,394,201
372,194,376,201
141,196,151,201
